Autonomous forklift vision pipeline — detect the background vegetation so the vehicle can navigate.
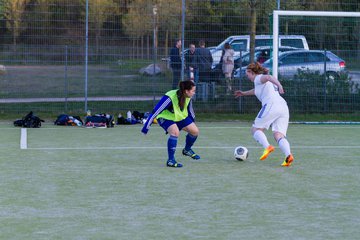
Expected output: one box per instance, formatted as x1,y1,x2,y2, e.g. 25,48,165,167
0,0,359,119
0,0,359,58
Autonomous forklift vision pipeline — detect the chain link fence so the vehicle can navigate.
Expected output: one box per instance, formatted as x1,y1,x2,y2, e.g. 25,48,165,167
0,0,359,116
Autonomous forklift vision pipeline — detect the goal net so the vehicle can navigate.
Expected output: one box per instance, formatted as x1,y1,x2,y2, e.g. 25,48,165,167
271,10,360,121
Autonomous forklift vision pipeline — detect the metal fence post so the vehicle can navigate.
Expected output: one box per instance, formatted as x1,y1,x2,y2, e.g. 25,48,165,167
152,5,158,103
64,45,68,113
181,0,186,82
84,0,89,113
238,51,243,113
324,49,327,112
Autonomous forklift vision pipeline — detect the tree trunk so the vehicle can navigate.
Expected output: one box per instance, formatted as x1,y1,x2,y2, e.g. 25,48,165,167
141,35,144,59
132,39,135,59
249,1,257,64
96,32,100,61
12,21,17,51
165,30,169,57
147,35,150,60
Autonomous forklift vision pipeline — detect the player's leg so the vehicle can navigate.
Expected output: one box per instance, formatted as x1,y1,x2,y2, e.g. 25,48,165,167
158,119,182,168
180,118,200,160
272,112,294,167
172,69,181,89
253,127,275,160
252,104,275,160
252,127,271,149
274,131,293,167
225,72,232,95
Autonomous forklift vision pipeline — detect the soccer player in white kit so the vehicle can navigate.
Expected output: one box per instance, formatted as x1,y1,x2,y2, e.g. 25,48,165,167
234,62,294,167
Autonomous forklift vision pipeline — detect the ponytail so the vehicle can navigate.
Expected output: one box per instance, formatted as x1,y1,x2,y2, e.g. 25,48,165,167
177,80,195,110
246,62,269,75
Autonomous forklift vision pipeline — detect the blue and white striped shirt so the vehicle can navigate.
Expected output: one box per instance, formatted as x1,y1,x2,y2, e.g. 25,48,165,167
141,95,195,134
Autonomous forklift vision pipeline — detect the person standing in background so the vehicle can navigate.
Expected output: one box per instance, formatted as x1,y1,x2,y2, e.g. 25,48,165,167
169,39,182,89
222,43,235,95
192,40,213,82
185,43,198,83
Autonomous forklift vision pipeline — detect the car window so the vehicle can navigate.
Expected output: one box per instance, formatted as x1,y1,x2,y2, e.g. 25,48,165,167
281,52,307,65
280,39,304,49
255,39,272,47
307,52,329,62
240,53,251,66
234,52,250,68
231,40,247,51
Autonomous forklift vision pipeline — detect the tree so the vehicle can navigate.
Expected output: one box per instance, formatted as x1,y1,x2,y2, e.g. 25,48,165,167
186,0,223,46
86,0,120,57
29,0,53,45
3,0,30,49
157,0,183,56
122,0,153,59
0,2,4,18
276,0,306,35
248,0,258,64
122,0,186,58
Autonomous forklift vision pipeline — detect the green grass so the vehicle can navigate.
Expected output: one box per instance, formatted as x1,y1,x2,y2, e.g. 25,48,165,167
0,121,359,239
0,64,171,98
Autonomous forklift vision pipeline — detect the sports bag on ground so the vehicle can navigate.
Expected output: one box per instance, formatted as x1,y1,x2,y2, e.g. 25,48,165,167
84,113,114,128
54,114,83,126
14,111,44,128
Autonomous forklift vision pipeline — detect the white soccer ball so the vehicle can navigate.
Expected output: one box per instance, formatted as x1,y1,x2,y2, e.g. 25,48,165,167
234,146,249,161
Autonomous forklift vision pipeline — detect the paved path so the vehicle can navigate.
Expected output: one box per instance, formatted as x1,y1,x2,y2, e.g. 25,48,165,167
349,70,360,82
0,96,161,103
349,71,360,93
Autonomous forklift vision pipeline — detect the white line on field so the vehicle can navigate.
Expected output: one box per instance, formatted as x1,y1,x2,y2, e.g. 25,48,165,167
25,145,359,150
10,124,359,130
20,128,27,149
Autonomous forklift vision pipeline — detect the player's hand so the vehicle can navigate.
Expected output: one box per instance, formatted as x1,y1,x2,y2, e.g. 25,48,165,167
234,90,245,98
278,85,285,94
141,127,148,135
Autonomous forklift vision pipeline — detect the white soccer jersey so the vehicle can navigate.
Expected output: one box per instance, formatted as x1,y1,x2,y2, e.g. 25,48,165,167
254,74,282,105
253,74,289,135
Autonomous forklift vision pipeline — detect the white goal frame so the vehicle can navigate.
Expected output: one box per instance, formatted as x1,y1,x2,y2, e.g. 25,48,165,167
272,10,360,79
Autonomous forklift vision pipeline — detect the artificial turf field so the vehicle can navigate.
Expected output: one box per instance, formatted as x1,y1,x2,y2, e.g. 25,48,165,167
0,121,359,239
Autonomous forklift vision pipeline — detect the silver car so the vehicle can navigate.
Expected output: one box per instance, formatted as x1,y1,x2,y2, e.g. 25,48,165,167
211,35,309,66
234,50,346,81
234,46,301,68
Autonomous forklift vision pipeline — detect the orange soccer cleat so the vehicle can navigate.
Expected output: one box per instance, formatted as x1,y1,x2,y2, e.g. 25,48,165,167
281,154,294,167
260,145,275,160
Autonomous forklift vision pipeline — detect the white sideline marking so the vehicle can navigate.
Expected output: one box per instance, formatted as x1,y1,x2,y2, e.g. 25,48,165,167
20,128,27,149
25,145,359,150
17,125,360,130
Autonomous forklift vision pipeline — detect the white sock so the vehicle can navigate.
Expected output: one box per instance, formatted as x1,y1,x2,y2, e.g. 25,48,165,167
253,130,270,148
278,138,291,156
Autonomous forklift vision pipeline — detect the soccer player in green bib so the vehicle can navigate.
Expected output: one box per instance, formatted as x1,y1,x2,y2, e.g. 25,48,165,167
141,80,200,168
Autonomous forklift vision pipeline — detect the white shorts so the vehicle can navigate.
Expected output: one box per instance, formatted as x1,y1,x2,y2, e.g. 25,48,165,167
252,101,289,136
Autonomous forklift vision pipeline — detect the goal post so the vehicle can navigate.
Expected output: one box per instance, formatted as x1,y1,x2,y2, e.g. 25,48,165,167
272,10,360,79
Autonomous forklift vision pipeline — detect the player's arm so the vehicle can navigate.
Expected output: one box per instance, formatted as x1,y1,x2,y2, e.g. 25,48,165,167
141,96,172,134
187,99,195,121
234,88,255,98
260,75,284,94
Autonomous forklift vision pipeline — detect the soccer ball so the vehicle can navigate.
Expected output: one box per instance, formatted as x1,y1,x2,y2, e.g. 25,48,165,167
234,146,249,161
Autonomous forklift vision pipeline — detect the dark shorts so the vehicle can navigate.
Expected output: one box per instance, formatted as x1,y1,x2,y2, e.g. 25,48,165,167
158,116,193,133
